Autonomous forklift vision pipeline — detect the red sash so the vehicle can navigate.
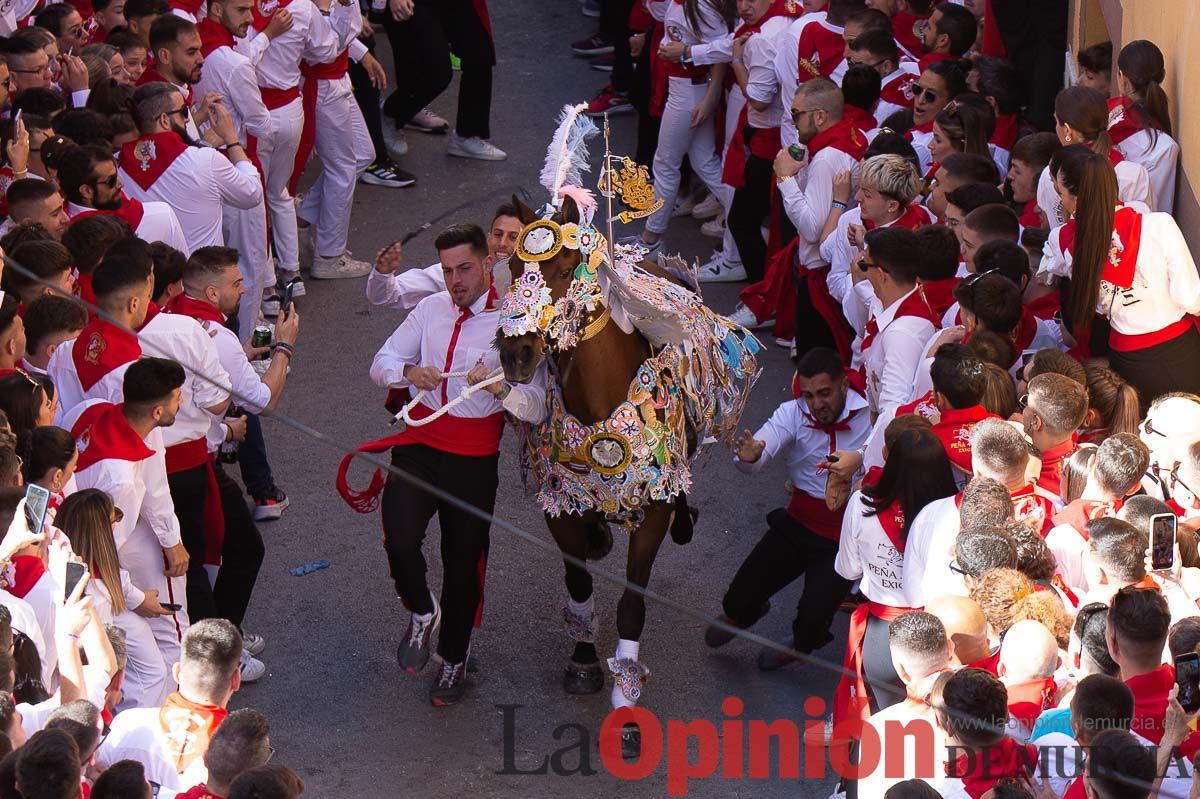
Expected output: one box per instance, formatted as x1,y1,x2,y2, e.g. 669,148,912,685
197,18,234,57
72,317,141,392
832,601,915,728
918,276,959,318
721,111,781,188
6,555,46,599
1102,205,1142,290
931,405,993,472
158,692,227,774
1127,663,1175,745
891,11,927,60
947,737,1038,799
71,195,146,231
1051,498,1118,539
991,113,1019,150
135,67,194,105
118,132,191,192
287,51,351,195
71,402,155,471
879,67,918,109
896,389,939,420
796,19,844,83
250,0,292,32
807,116,869,160
841,103,876,135
164,292,225,325
1107,96,1152,146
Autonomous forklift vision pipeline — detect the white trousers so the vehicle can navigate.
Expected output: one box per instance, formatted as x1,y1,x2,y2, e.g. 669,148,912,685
113,607,171,710
255,98,304,274
119,524,189,697
297,76,374,259
223,195,272,340
646,77,739,264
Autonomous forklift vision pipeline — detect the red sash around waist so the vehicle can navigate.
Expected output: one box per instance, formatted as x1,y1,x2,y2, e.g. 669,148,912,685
1107,316,1194,352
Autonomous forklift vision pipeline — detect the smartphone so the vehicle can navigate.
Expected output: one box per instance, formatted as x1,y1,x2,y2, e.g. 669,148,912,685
23,484,50,535
1150,512,1177,572
63,561,86,603
1020,350,1036,369
280,280,294,312
1177,652,1200,713
12,109,20,127
161,603,182,612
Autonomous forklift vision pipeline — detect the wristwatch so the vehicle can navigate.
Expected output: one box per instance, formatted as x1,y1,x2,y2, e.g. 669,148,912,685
496,383,512,401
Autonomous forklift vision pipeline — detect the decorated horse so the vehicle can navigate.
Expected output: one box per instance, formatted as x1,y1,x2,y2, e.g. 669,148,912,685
495,105,760,755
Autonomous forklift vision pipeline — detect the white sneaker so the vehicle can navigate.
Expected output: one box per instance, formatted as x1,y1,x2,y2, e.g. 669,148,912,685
728,303,773,330
700,215,726,239
310,252,372,280
260,294,280,319
671,194,697,218
775,336,793,348
697,256,747,283
242,631,266,657
239,650,266,683
692,194,723,220
406,107,449,134
382,118,408,158
447,133,507,161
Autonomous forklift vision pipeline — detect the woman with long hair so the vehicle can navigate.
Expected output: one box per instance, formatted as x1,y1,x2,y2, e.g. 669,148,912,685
833,423,957,724
622,0,736,262
906,58,969,175
1109,40,1178,214
1079,361,1141,443
929,94,996,174
55,489,174,708
1036,85,1151,227
16,426,78,522
0,372,57,436
1037,145,1200,405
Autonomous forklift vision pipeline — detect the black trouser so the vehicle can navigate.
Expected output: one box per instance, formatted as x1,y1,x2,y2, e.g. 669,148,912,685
237,414,275,500
348,33,388,164
381,444,498,664
989,0,1066,131
627,20,659,169
728,146,773,283
381,0,495,139
721,508,851,652
167,463,215,622
793,263,837,357
600,0,635,94
212,462,265,629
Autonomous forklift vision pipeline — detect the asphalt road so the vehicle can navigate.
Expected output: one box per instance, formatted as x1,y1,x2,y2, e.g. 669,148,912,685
228,2,847,796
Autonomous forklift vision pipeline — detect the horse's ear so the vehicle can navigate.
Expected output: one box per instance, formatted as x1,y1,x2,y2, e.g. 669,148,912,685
512,194,537,225
559,193,580,224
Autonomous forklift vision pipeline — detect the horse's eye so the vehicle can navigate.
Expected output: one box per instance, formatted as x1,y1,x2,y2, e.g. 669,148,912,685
559,269,571,280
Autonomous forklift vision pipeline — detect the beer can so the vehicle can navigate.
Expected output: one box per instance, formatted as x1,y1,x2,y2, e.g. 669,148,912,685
251,326,272,349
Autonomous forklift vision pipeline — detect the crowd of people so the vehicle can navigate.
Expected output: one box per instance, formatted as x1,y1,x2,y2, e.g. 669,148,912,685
560,0,1200,795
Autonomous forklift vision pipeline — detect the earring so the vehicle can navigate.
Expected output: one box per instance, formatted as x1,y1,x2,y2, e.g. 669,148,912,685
1063,134,1072,143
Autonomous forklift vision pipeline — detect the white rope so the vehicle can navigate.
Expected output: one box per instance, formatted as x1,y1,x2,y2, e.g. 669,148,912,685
389,369,506,427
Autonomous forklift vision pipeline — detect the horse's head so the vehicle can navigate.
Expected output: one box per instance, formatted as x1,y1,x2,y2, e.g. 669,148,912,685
496,192,597,383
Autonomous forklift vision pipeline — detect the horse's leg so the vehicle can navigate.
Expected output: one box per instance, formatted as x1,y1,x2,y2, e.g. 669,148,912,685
546,512,604,694
668,491,699,545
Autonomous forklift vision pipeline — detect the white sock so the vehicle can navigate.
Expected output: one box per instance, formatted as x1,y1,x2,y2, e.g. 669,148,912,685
567,596,594,617
610,639,641,709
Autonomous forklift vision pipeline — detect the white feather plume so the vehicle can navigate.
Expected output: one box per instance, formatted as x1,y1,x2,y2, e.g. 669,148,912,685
539,103,598,205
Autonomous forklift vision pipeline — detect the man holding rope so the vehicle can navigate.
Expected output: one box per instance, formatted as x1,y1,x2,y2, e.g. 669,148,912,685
355,223,546,706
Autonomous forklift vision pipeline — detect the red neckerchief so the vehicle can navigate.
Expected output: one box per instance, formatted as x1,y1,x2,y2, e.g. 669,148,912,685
72,316,141,391
918,51,960,73
1051,498,1120,539
135,66,194,105
807,116,869,160
861,288,941,352
71,194,146,231
891,10,927,60
6,555,45,599
168,0,203,15
119,132,191,192
1024,291,1059,322
1100,205,1143,290
165,292,225,325
1010,484,1058,536
1018,198,1041,228
931,405,994,473
1036,439,1076,499
1126,663,1175,745
196,17,235,57
841,103,876,134
862,464,883,487
71,402,155,471
137,301,161,332
969,648,1001,675
947,737,1038,799
864,203,931,231
905,119,935,141
1012,307,1038,358
1109,147,1124,166
917,276,959,318
875,498,907,553
879,66,918,107
1050,572,1080,607
1107,96,1153,146
1063,777,1087,799
176,787,222,799
991,112,1019,150
250,0,294,33
1058,218,1076,257
1006,676,1058,734
796,18,844,82
895,388,939,420
158,692,228,774
733,3,782,38
801,406,859,454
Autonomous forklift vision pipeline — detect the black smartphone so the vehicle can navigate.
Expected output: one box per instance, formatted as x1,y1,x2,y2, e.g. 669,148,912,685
1150,512,1177,572
23,484,50,535
280,280,294,313
63,561,87,603
1020,350,1036,369
161,603,182,612
1176,652,1200,713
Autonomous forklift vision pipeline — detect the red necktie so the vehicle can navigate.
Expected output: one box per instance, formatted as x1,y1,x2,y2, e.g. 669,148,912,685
860,317,880,352
804,409,857,452
440,305,473,405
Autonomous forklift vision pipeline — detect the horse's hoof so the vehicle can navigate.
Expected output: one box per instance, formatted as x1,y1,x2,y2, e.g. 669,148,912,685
621,723,641,760
563,660,603,694
585,519,614,561
669,504,698,545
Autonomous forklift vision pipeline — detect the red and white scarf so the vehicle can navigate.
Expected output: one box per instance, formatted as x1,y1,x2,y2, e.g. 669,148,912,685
70,402,155,471
118,131,191,192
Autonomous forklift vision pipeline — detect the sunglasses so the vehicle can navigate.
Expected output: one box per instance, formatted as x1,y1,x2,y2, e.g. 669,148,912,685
1171,463,1198,498
948,559,968,577
790,107,819,123
857,256,886,274
913,85,940,104
167,104,189,120
92,172,119,189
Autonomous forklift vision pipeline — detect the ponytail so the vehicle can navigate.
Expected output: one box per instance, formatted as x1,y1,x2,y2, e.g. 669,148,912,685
1118,40,1172,136
1084,361,1142,436
1057,146,1118,335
